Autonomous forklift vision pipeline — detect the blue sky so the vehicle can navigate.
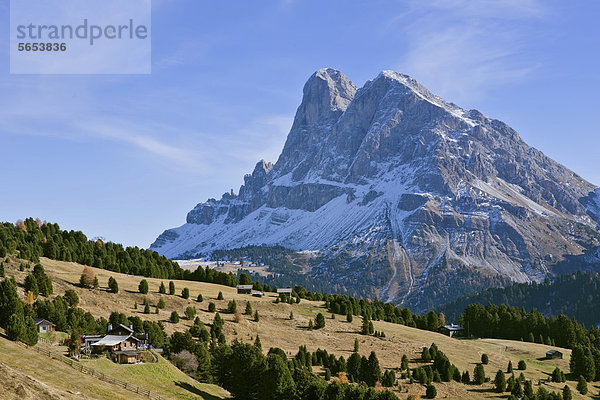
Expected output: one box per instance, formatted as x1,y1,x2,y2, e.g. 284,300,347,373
1,0,599,248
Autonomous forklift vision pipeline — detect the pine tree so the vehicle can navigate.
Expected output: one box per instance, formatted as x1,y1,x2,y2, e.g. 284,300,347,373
108,277,119,293
139,279,149,294
517,360,526,370
365,351,381,386
23,316,38,346
144,303,150,314
481,353,488,364
158,298,165,309
254,310,260,322
217,291,224,300
197,293,203,302
354,338,360,353
563,385,572,400
254,335,262,350
308,320,313,330
185,306,196,320
507,360,513,373
315,313,325,329
289,311,294,320
170,311,179,323
227,300,237,314
181,287,190,299
426,383,437,398
61,289,78,307
524,380,534,398
422,347,432,362
576,375,588,395
208,302,216,312
24,274,39,297
473,364,485,385
494,370,506,392
461,370,470,384
346,313,353,322
159,281,166,294
0,262,4,277
196,342,212,383
511,380,523,397
169,281,175,295
6,313,25,341
401,354,409,371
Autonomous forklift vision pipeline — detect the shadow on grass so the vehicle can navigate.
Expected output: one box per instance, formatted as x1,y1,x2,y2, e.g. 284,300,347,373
174,381,222,400
466,387,498,394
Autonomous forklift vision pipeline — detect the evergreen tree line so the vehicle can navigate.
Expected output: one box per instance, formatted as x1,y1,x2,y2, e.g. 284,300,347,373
438,271,600,328
165,313,398,400
325,293,442,332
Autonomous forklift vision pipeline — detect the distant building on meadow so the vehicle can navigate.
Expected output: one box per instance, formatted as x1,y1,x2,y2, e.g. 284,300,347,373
34,318,55,334
277,288,293,297
237,284,253,294
441,324,464,338
546,350,563,360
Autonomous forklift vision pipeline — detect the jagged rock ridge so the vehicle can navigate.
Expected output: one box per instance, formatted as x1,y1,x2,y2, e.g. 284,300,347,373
151,68,600,310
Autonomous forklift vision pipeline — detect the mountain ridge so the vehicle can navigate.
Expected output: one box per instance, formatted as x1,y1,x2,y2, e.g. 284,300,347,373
151,68,600,310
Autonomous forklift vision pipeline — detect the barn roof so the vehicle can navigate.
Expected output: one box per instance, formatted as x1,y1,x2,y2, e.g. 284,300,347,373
277,288,293,293
92,335,139,346
236,285,253,289
443,324,464,331
33,318,55,326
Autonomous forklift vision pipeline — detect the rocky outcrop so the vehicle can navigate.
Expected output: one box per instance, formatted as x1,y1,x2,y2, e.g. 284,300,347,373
151,68,600,310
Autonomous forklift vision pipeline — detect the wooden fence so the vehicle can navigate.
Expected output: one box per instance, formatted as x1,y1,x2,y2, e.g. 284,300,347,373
29,345,164,400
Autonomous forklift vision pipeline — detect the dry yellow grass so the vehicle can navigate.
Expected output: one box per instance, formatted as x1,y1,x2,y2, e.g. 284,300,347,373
5,257,600,399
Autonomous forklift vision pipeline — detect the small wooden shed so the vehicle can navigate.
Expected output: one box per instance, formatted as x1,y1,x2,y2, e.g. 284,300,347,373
546,350,563,360
277,288,293,297
237,284,253,294
34,318,56,334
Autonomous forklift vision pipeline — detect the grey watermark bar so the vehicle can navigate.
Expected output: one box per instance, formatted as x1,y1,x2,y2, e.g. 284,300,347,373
10,0,151,74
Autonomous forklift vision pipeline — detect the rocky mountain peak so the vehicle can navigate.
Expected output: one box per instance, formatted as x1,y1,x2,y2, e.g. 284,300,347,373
152,68,600,311
292,68,357,128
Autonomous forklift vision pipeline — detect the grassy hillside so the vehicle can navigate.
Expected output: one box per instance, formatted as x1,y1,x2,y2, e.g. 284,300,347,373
4,256,599,399
81,354,229,400
0,335,145,400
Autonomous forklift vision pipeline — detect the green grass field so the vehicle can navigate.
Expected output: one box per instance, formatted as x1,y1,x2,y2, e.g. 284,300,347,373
81,354,230,400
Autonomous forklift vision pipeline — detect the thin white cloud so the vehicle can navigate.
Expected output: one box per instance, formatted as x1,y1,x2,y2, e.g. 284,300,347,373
391,0,547,104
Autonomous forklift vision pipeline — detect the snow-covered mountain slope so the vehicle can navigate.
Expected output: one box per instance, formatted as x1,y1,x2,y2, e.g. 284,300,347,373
151,68,600,310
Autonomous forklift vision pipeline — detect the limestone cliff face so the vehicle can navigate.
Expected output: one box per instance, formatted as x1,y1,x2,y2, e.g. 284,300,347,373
151,68,600,310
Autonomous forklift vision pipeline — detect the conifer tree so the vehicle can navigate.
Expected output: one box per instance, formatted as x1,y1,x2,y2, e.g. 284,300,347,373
473,364,485,385
108,277,119,293
576,375,588,395
170,311,179,323
159,281,166,294
182,287,190,299
197,293,203,302
494,370,506,392
139,279,149,294
217,291,224,300
426,383,437,398
315,312,325,329
169,281,175,295
354,338,360,353
563,385,572,400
